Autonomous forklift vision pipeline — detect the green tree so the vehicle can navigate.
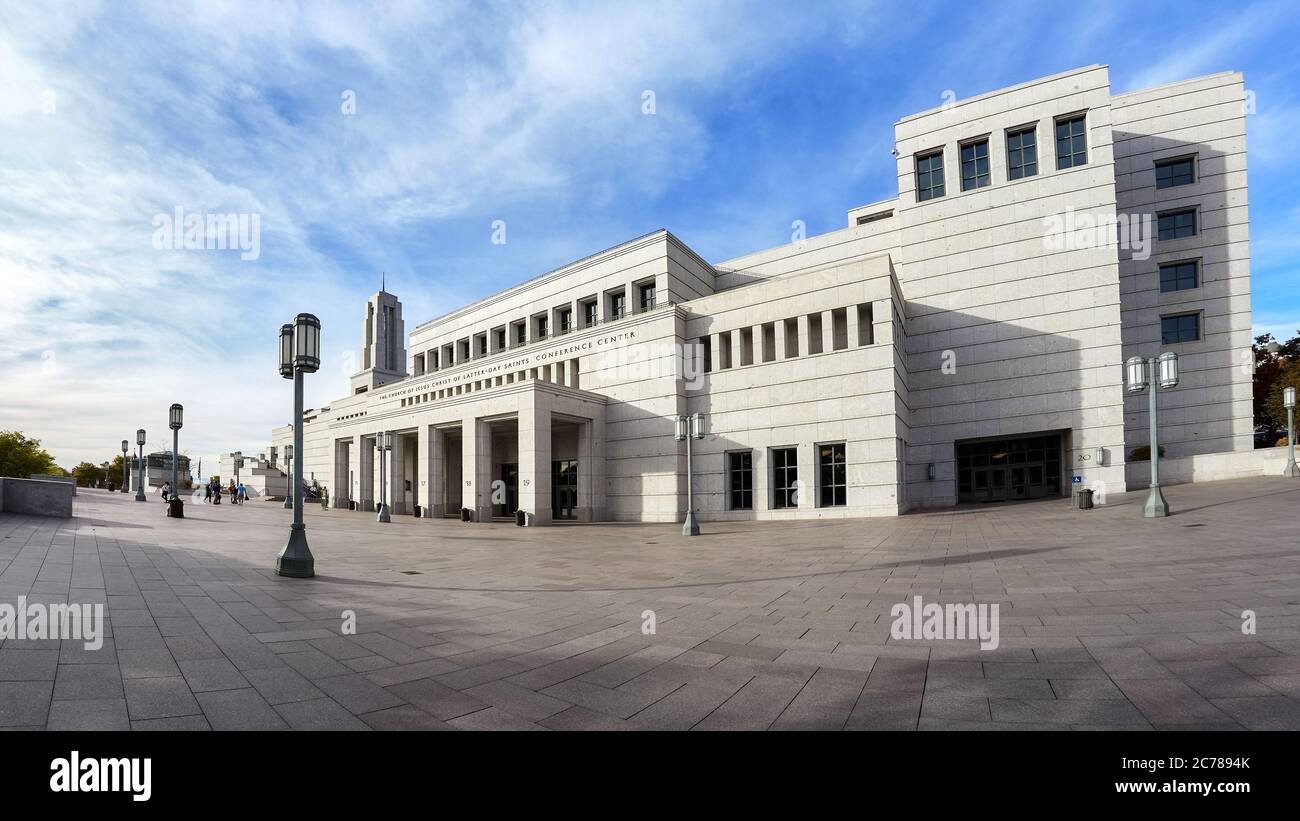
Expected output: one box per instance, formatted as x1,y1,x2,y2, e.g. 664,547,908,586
1254,331,1300,433
71,461,106,488
0,431,59,478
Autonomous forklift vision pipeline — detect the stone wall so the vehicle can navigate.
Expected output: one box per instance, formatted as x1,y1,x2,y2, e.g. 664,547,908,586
1125,445,1299,487
0,477,75,518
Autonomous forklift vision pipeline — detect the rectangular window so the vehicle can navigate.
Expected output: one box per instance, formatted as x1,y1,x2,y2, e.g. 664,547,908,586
915,149,945,201
960,139,990,190
1006,126,1037,179
1159,260,1199,293
1155,157,1194,189
583,301,598,327
639,282,656,311
1161,312,1201,344
476,335,487,356
818,443,847,507
536,316,548,339
1157,208,1197,240
1055,114,1087,169
559,309,573,333
495,329,506,350
728,451,753,510
413,353,425,375
610,292,626,320
514,323,527,346
772,447,798,509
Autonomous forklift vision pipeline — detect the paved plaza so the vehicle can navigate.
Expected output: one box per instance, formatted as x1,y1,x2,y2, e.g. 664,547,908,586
2,479,1300,731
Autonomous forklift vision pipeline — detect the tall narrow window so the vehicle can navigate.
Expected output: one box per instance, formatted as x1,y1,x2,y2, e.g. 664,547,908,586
639,282,656,311
818,443,847,507
1055,114,1087,169
536,315,548,339
960,139,990,190
610,292,626,320
583,300,598,328
514,323,527,346
915,149,945,201
772,447,798,509
728,452,753,510
559,308,573,333
1006,126,1037,179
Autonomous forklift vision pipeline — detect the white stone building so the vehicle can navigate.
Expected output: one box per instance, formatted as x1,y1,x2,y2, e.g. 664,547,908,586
272,65,1254,524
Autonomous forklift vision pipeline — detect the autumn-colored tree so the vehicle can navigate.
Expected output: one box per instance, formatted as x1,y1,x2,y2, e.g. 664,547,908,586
1254,331,1300,435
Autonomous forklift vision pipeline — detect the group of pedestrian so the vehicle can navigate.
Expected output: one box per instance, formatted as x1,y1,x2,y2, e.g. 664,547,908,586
200,479,248,505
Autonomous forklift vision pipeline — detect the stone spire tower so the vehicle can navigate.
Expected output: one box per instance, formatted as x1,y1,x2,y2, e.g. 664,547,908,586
348,282,406,394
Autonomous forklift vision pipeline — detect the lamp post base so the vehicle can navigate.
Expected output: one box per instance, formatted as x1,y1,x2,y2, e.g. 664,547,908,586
283,495,293,509
682,510,700,536
1143,485,1170,518
276,525,315,577
1284,458,1298,478
378,503,391,523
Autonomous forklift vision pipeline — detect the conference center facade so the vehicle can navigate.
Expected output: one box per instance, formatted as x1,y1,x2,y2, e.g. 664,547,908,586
272,65,1253,524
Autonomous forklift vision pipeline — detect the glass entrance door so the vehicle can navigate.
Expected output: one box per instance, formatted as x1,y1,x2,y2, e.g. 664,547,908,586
957,434,1062,503
552,460,577,520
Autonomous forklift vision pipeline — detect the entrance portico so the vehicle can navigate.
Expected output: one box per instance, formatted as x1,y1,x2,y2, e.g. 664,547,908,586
336,379,606,526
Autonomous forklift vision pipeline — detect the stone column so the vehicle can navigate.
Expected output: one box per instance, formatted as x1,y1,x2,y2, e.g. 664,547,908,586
462,414,493,522
797,314,811,356
774,321,787,360
358,435,375,512
387,433,406,516
822,309,836,353
846,305,861,348
731,328,745,367
517,390,553,526
419,425,446,518
709,332,724,369
333,439,350,508
797,441,815,511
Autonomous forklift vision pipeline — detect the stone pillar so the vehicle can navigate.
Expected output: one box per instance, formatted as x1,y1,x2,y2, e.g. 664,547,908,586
386,433,406,516
462,414,493,522
822,309,836,353
846,305,861,348
517,391,553,526
358,435,375,512
333,439,350,508
797,314,811,357
419,425,446,518
731,328,745,367
774,321,787,360
709,332,724,369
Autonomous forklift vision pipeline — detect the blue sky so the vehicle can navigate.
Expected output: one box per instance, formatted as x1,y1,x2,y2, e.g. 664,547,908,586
1,0,1297,469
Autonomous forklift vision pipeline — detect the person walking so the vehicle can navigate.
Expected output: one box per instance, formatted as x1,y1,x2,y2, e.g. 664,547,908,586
238,483,247,503
228,480,238,505
213,482,222,505
204,482,212,504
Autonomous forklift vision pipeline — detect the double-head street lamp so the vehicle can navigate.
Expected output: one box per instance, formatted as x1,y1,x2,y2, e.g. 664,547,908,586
1126,352,1179,517
276,314,320,578
675,412,706,536
377,431,393,523
101,461,110,488
168,403,184,517
120,440,129,492
233,451,243,497
135,429,147,502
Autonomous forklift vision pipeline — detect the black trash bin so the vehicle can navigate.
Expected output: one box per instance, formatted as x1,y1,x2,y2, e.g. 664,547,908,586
168,498,185,519
515,509,526,527
461,507,472,522
413,505,422,518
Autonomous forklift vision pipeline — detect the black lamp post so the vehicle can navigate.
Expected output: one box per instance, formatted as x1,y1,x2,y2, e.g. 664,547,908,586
120,440,129,492
135,429,147,502
102,461,109,489
276,314,319,578
168,403,184,517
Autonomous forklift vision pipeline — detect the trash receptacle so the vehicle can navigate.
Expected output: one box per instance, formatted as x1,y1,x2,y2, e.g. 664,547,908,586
461,507,472,522
413,505,422,518
168,498,185,519
515,509,526,527
1074,488,1094,510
